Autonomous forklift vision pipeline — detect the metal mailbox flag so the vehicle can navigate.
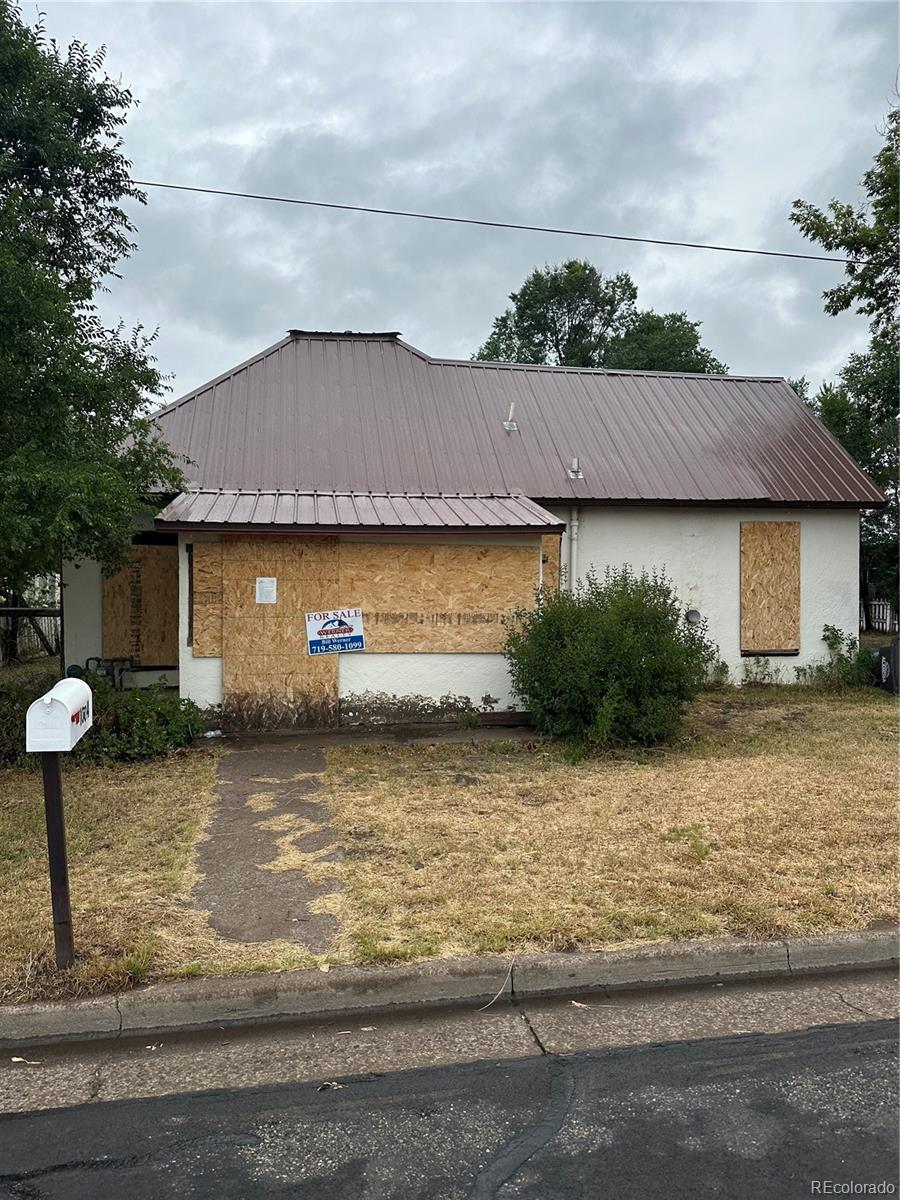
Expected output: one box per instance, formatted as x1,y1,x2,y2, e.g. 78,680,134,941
305,608,365,655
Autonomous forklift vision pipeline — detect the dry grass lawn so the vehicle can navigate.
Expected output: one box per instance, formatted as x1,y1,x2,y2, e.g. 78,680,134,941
0,751,315,1004
1,688,896,1003
321,689,898,962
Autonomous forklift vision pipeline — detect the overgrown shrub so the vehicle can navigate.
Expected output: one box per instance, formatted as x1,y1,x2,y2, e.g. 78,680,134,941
0,673,203,767
81,676,203,763
794,625,878,690
504,567,717,747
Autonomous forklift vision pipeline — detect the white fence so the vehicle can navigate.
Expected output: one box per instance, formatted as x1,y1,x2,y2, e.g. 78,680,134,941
862,598,899,635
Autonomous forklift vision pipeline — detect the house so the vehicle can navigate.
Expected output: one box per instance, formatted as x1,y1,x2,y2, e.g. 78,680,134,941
62,330,885,714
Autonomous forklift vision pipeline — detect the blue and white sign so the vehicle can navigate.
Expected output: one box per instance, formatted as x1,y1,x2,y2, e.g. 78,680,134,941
305,607,366,655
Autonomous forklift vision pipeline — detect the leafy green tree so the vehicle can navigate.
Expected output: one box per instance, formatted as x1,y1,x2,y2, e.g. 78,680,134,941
604,310,727,374
792,109,899,615
791,109,899,335
474,259,726,373
0,4,182,605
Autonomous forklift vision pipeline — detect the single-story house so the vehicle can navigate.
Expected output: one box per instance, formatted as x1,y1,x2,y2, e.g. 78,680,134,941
62,329,885,714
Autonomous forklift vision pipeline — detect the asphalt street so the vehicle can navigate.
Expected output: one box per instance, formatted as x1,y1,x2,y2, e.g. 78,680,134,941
1,971,897,1199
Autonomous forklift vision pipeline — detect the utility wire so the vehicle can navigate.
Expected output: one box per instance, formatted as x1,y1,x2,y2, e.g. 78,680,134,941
131,178,856,265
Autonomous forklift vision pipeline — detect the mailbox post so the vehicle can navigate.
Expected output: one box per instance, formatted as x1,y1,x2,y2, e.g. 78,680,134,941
25,679,93,969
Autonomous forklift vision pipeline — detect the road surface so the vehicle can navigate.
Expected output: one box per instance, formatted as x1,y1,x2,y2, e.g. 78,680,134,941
0,968,896,1198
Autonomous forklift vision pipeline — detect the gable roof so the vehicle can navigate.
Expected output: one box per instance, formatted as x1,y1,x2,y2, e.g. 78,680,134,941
151,330,885,508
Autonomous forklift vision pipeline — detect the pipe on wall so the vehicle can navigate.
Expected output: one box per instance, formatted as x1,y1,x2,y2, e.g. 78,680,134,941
568,506,580,590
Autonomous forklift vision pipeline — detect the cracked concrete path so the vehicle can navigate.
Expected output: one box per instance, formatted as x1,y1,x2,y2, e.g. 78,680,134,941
194,742,341,951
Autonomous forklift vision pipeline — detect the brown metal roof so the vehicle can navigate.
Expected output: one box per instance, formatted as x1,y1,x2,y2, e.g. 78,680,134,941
151,331,885,508
156,490,564,533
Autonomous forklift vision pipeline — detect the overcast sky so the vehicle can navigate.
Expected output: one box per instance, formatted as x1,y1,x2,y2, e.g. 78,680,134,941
42,0,896,400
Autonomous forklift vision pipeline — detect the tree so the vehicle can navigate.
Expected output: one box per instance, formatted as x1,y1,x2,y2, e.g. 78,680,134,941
0,4,182,606
792,108,899,615
791,108,899,335
604,310,727,374
474,259,726,373
815,332,899,606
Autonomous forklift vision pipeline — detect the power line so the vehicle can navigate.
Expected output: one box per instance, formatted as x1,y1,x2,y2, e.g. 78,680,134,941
131,178,856,265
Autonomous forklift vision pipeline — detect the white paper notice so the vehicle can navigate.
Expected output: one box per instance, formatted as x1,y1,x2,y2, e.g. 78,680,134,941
255,576,277,604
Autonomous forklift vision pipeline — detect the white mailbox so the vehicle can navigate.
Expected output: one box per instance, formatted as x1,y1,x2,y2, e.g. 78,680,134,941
25,679,93,753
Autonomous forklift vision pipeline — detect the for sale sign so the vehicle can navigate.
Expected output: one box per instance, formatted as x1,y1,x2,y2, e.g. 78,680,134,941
305,608,365,655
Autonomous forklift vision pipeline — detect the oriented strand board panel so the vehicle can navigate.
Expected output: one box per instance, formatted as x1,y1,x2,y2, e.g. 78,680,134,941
338,542,541,653
218,535,543,700
221,536,339,702
740,521,800,653
102,545,179,665
192,542,223,657
541,534,561,594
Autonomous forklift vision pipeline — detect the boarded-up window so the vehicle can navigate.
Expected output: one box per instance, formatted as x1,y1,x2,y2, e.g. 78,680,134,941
191,542,223,657
102,545,179,666
740,521,800,655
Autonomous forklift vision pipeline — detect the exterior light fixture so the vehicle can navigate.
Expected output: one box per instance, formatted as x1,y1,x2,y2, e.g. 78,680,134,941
685,608,702,625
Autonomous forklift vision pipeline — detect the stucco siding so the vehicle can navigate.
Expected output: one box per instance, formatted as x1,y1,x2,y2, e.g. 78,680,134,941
178,533,223,707
339,653,517,710
61,559,103,670
549,506,859,679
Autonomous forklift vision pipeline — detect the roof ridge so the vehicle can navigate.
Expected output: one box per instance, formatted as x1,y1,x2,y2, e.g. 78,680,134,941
150,334,294,419
423,354,785,383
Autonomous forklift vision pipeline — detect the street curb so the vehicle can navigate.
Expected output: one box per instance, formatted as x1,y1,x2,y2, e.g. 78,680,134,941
1,929,896,1049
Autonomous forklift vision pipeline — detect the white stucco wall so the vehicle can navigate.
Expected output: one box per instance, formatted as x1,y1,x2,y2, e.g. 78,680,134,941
338,652,516,709
549,505,860,680
178,533,223,708
61,558,103,670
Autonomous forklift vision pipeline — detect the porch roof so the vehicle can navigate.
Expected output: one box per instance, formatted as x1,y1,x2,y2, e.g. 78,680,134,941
155,489,564,535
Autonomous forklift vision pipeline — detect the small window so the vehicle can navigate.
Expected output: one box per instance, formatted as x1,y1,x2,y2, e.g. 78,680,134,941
740,521,800,655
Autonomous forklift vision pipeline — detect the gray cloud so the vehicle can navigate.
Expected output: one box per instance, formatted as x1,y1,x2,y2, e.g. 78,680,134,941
43,0,897,398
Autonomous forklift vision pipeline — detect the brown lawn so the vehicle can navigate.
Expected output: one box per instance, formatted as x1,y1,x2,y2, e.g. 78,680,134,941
321,688,898,962
0,752,315,1004
0,688,895,1002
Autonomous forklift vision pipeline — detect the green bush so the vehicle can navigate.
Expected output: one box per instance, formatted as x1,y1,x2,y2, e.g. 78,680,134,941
0,670,58,767
0,673,203,767
504,567,717,748
81,676,204,763
794,625,878,690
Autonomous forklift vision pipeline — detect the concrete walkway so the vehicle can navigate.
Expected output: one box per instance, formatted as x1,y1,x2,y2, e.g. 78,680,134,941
191,726,534,955
194,742,341,952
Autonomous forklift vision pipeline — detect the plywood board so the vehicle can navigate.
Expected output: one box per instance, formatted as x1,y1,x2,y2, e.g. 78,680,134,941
740,521,800,654
338,542,541,653
541,534,561,594
192,542,223,657
221,536,339,702
217,535,542,701
102,545,179,665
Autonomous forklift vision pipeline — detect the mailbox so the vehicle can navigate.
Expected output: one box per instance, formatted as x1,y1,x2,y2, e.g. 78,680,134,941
25,679,93,753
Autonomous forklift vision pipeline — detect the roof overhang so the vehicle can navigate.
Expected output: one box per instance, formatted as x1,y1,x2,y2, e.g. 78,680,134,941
155,490,565,535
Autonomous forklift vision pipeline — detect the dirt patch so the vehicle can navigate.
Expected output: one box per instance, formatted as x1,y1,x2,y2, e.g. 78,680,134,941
195,744,341,952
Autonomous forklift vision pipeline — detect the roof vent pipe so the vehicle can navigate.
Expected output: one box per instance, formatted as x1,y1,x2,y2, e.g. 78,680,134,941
568,456,583,480
502,402,519,433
